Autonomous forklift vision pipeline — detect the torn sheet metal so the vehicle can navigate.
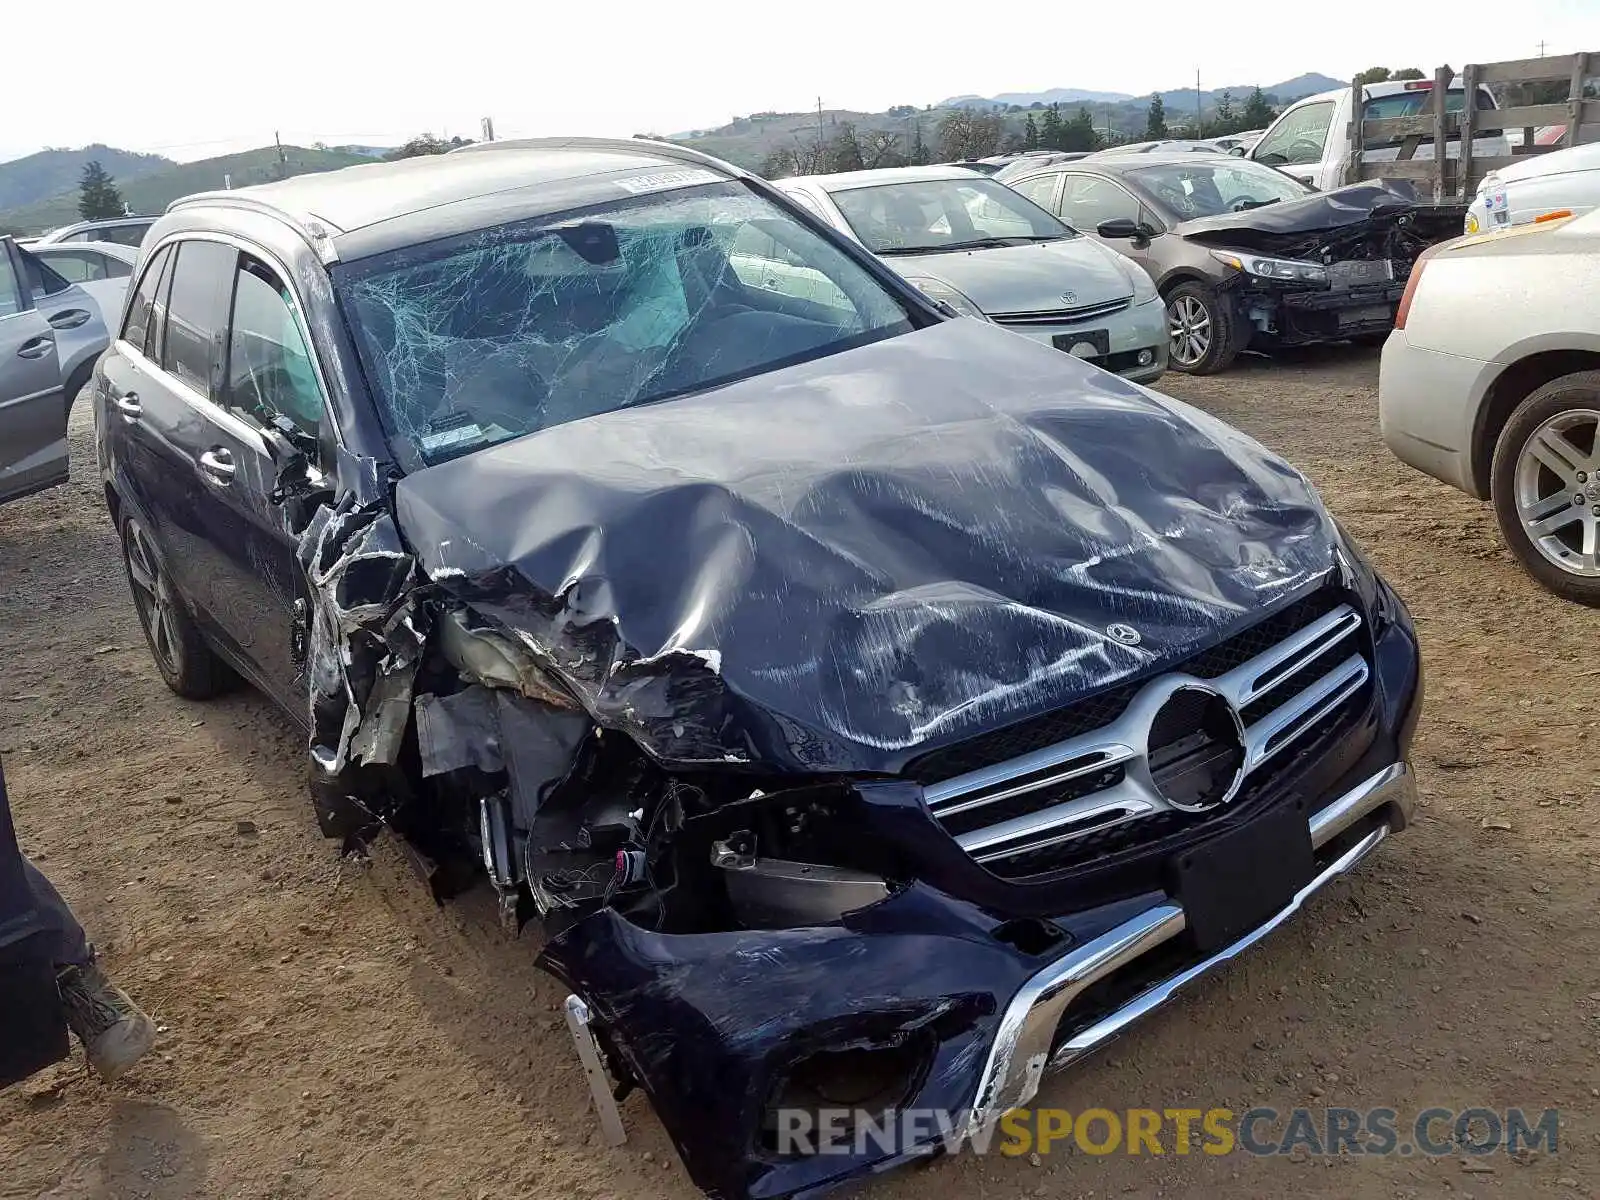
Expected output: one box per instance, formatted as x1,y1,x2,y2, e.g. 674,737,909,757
1175,180,1467,260
392,317,1337,776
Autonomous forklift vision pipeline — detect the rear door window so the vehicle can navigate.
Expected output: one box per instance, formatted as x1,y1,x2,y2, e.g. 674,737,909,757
21,254,71,301
161,239,238,397
1010,172,1063,215
121,245,171,352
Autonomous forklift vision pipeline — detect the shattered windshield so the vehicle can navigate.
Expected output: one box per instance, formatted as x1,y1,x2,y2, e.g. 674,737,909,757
1129,161,1313,219
335,181,916,464
829,177,1074,254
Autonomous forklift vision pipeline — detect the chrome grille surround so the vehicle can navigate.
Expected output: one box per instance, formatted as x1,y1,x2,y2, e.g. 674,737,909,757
922,602,1368,873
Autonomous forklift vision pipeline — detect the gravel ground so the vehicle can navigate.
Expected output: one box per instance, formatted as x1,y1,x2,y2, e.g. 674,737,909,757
2,348,1597,1200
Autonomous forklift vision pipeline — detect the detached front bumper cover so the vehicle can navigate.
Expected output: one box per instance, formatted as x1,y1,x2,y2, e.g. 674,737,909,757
552,760,1416,1199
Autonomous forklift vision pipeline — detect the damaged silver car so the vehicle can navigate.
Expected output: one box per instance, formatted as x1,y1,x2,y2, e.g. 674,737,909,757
94,137,1424,1198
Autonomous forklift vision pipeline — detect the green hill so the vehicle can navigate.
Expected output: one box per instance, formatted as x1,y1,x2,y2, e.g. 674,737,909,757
0,145,374,235
0,145,173,212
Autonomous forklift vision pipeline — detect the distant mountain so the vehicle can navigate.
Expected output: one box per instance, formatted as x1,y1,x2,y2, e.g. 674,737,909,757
942,88,1133,109
0,145,376,234
940,72,1346,113
0,145,173,212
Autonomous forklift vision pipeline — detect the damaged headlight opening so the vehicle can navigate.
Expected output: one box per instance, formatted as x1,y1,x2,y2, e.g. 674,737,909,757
1209,248,1328,284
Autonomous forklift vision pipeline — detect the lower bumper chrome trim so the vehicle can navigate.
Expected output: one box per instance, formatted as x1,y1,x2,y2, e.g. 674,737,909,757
965,760,1415,1135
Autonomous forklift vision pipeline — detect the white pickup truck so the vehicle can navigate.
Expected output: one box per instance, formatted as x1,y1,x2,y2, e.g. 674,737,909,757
1244,78,1511,191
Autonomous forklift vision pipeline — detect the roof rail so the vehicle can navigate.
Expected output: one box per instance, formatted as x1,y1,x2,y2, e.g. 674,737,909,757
162,192,341,261
450,135,747,177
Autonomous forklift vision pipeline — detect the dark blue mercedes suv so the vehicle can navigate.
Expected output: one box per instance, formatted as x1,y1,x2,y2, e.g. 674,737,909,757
91,137,1422,1199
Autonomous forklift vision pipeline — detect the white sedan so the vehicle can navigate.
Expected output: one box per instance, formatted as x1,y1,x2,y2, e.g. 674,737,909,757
1466,141,1600,234
1379,211,1600,603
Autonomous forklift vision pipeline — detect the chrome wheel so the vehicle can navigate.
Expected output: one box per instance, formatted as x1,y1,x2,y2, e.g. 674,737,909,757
123,519,182,673
1514,408,1600,576
1168,295,1212,367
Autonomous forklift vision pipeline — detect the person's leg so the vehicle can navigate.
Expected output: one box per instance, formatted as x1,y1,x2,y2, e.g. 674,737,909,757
22,855,92,968
23,855,155,1080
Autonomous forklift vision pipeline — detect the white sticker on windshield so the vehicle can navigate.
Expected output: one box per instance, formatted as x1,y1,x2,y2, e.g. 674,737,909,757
420,423,484,453
1181,178,1195,195
614,168,721,195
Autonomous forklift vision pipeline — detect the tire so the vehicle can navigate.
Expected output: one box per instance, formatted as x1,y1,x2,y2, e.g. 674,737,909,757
119,514,232,698
1164,281,1244,375
1490,370,1600,606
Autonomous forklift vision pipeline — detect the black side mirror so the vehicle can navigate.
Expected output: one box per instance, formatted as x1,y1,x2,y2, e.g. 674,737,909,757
1096,218,1140,239
263,415,328,507
1229,146,1246,157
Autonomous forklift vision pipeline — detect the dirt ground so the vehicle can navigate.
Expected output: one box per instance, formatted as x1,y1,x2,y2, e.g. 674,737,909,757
3,348,1597,1200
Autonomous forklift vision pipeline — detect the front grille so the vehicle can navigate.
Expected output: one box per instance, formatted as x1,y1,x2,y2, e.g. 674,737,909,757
991,297,1133,326
915,587,1371,880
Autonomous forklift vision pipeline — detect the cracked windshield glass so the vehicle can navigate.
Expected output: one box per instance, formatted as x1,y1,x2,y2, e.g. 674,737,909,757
829,177,1075,254
336,179,914,463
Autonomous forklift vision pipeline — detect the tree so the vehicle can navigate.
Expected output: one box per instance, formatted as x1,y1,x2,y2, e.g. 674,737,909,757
385,133,474,160
1145,93,1168,139
1023,113,1040,150
1039,103,1065,150
1062,107,1102,152
937,110,1004,160
909,123,931,165
77,161,124,221
1214,89,1236,131
827,123,866,173
1241,87,1276,129
1392,67,1426,81
859,129,905,169
1355,67,1392,86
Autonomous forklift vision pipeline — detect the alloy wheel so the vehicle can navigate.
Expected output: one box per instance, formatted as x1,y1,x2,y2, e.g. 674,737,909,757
123,519,182,673
1513,408,1600,576
1168,295,1212,367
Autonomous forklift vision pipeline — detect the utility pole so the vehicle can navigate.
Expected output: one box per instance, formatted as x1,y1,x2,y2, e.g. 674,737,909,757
1537,39,1548,56
1195,69,1203,137
274,130,288,179
481,116,496,142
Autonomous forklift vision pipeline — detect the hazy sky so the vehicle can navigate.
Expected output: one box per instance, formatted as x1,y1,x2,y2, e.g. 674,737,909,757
6,0,1597,163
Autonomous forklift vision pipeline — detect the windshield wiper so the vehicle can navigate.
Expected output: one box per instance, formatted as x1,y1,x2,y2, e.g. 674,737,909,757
1235,198,1282,211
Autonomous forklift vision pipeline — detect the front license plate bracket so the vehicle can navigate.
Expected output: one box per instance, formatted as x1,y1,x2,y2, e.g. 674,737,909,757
1168,797,1314,955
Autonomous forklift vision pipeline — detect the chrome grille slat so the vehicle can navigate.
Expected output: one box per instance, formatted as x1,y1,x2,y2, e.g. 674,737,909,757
991,297,1133,326
958,777,1156,856
920,598,1372,874
1245,654,1368,769
926,744,1132,816
1215,606,1361,708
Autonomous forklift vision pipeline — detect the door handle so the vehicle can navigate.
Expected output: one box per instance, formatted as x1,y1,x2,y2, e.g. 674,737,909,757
16,334,54,359
114,391,142,418
198,447,236,484
48,309,92,331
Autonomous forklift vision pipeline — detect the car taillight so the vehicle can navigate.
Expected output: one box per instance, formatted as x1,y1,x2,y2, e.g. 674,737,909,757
1403,80,1433,91
1395,244,1444,330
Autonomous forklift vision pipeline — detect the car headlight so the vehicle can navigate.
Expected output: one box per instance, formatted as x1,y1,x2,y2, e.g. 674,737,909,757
902,275,991,321
1209,249,1327,283
1465,212,1480,234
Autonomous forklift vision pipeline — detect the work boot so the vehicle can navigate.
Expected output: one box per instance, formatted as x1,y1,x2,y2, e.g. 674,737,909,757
56,961,157,1081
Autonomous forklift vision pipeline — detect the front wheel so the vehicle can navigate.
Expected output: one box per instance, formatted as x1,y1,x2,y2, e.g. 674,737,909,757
1490,370,1600,605
1164,281,1243,375
120,515,232,698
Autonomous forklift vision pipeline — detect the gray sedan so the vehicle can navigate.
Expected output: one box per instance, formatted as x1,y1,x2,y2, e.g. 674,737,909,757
773,166,1167,383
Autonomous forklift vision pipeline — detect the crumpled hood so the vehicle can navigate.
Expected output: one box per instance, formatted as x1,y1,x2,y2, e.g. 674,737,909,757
393,317,1337,775
887,237,1133,314
1176,180,1465,257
